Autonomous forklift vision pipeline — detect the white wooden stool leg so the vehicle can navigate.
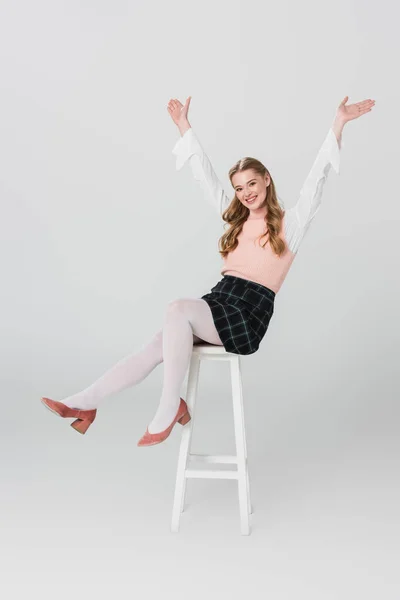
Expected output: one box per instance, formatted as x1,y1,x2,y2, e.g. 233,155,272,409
179,356,200,514
230,356,251,535
232,355,252,516
246,470,252,515
240,382,253,516
171,354,200,533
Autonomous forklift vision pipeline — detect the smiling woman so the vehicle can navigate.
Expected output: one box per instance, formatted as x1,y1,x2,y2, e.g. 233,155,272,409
170,94,374,357
41,94,375,447
222,154,285,258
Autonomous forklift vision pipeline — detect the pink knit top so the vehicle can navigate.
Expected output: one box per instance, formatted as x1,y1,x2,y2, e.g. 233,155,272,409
172,126,342,294
220,213,296,292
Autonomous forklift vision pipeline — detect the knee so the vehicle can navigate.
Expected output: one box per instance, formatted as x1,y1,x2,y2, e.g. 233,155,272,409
166,298,188,317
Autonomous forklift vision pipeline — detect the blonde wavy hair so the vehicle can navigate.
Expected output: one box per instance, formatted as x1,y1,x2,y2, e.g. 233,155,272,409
219,158,287,259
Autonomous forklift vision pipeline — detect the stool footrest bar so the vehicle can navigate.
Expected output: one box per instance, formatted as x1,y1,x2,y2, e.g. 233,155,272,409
185,469,239,480
189,454,238,464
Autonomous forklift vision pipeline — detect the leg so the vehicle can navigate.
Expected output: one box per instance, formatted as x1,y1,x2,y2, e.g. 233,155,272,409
60,330,166,410
147,298,223,433
59,301,220,411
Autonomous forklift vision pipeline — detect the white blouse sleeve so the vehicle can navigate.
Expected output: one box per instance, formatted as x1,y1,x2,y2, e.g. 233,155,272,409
172,128,231,216
284,127,344,254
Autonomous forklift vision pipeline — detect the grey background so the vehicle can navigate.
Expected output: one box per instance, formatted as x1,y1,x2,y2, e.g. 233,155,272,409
1,0,399,598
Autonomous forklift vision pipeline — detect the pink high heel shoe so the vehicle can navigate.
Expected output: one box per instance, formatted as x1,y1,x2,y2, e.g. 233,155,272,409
137,397,191,447
41,397,97,434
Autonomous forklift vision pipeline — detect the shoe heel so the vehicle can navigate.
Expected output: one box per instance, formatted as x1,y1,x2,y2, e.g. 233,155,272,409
71,418,93,435
178,412,191,426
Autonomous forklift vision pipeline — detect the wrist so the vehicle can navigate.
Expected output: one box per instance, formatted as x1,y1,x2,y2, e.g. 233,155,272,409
332,114,346,130
178,120,191,136
331,115,345,146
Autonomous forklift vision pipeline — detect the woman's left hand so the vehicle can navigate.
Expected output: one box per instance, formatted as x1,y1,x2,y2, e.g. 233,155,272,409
336,96,376,124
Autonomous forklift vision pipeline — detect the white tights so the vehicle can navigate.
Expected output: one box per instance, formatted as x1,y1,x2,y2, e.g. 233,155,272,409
60,298,224,433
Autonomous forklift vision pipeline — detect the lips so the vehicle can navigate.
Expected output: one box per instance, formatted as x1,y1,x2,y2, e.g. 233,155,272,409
246,195,257,203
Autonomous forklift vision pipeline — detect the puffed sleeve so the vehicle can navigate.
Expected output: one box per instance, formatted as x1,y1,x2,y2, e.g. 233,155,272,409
172,128,231,216
284,127,344,253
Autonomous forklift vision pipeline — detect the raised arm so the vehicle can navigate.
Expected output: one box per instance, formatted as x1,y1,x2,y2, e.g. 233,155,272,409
284,96,375,253
168,97,231,215
292,124,342,230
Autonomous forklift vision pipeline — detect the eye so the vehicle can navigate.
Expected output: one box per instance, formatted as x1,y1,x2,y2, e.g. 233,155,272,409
250,182,255,185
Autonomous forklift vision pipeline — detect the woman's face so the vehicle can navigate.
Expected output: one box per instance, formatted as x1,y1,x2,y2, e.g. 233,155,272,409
231,169,270,212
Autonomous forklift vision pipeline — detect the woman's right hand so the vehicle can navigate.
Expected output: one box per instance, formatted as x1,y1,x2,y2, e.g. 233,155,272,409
167,97,191,129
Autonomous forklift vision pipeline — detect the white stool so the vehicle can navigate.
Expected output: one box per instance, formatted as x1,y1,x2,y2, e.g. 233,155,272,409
171,343,252,535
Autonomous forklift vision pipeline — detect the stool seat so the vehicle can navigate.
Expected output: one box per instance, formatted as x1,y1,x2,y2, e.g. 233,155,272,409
171,342,252,535
192,343,230,355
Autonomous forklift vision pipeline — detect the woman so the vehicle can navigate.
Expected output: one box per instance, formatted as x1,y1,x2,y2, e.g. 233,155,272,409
41,95,375,445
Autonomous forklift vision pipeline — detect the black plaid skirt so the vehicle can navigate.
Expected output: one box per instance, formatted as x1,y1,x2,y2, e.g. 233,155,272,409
200,275,276,355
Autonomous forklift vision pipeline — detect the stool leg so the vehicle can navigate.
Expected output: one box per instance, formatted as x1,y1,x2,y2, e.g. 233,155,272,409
230,356,251,535
246,469,252,515
235,356,252,517
179,356,199,514
171,354,200,533
241,403,253,516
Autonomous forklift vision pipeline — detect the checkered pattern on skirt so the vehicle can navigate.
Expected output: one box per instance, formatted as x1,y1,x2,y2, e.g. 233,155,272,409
200,275,275,355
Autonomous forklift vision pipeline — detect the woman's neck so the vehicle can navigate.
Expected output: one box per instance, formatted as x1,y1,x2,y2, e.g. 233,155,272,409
247,207,267,220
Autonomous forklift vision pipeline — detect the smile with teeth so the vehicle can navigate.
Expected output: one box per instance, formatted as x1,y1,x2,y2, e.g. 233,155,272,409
246,195,257,203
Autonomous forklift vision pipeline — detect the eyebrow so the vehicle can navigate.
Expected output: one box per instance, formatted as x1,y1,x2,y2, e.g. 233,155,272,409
234,178,257,190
